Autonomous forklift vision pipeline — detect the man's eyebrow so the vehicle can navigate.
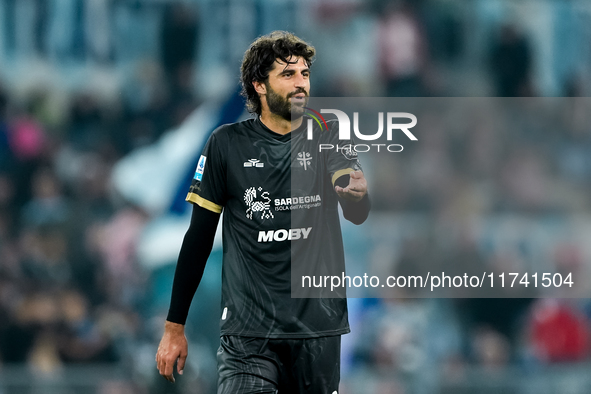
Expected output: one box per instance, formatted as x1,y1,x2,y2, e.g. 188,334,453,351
278,67,311,75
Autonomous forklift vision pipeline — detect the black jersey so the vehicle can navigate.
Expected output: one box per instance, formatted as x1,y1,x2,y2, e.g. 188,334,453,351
186,116,361,338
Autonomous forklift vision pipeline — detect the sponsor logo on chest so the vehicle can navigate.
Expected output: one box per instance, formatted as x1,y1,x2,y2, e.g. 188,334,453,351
244,187,322,218
274,195,321,207
244,187,274,220
258,227,312,242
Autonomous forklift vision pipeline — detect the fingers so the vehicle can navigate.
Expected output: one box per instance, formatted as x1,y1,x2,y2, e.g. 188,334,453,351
335,184,364,194
163,356,176,382
177,353,187,375
156,350,177,383
350,170,363,178
335,186,353,197
156,325,188,383
347,171,365,186
335,186,364,202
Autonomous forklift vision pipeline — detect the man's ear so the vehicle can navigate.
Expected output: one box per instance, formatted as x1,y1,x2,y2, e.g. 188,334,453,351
253,81,266,95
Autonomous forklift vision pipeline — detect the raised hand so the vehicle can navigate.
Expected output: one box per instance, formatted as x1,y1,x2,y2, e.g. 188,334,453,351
334,170,367,203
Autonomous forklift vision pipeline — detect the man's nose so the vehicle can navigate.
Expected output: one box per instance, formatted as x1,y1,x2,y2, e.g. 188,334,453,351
294,72,307,88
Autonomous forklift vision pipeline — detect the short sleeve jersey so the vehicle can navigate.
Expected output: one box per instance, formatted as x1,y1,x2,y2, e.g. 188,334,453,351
186,116,361,338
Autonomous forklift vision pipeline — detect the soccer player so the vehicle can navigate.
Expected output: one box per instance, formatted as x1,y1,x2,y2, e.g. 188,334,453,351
156,31,370,393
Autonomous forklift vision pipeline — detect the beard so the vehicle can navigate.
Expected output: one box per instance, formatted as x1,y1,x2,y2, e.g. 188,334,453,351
265,82,308,121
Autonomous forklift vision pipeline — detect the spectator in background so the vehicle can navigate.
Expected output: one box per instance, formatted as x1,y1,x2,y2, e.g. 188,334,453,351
85,0,113,63
91,204,148,308
471,326,511,370
0,174,16,235
5,101,49,212
56,288,119,363
0,85,12,171
1,291,61,367
159,3,200,128
68,92,103,151
160,3,198,78
21,167,69,229
2,0,16,57
18,168,72,291
525,299,591,363
489,24,533,97
377,1,428,97
0,84,138,371
33,0,50,57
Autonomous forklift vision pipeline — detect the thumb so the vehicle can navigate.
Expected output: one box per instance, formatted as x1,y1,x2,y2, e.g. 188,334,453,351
350,170,362,179
177,354,187,375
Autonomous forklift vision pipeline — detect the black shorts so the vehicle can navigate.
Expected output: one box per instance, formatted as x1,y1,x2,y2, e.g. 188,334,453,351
217,335,341,394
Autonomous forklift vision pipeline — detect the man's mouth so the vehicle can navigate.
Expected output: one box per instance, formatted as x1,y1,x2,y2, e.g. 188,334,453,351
291,93,307,101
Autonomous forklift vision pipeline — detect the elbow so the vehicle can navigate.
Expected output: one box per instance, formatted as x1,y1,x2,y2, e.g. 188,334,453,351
344,211,369,225
343,194,370,225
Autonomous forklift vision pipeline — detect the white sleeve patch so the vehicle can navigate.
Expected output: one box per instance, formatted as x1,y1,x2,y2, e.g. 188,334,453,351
194,155,207,181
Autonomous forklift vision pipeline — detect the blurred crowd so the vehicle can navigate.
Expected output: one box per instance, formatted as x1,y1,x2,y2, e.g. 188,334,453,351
0,3,201,389
1,0,591,393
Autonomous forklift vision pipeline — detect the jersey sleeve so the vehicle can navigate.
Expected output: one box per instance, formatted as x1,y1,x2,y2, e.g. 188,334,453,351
186,130,227,213
326,122,363,185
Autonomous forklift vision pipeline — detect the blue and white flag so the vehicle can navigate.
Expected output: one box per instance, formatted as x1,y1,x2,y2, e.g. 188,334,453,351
111,89,246,269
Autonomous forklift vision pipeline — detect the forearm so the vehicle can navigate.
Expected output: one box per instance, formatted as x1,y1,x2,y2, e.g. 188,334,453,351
339,193,370,224
335,175,371,225
166,205,220,325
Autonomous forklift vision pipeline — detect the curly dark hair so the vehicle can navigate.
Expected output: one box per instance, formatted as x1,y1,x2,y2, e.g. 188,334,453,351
240,31,315,115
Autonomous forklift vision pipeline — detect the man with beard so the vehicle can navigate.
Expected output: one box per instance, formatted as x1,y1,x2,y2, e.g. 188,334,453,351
156,31,370,393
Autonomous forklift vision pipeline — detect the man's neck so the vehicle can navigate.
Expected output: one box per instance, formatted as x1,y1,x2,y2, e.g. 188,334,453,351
259,111,303,135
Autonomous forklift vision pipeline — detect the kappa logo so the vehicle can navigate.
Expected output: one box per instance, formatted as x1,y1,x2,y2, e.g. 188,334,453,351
244,159,264,168
297,151,312,170
244,187,274,220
